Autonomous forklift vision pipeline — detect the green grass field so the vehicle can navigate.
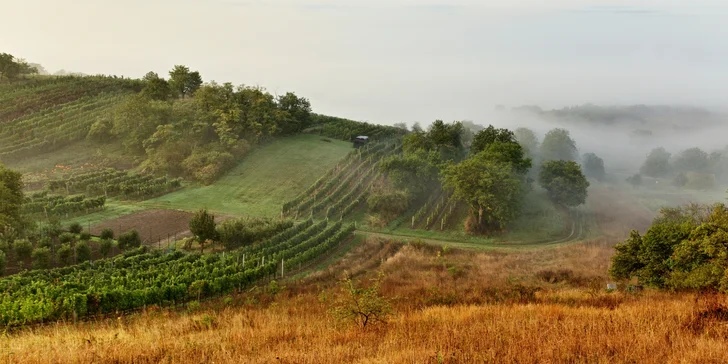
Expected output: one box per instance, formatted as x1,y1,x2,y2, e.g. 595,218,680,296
142,134,353,217
357,189,568,248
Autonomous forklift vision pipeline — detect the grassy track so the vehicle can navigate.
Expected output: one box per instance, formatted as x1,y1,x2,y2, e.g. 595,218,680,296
143,134,353,217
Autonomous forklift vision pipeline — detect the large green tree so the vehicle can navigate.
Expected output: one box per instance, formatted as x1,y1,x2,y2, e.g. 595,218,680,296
168,65,203,98
540,128,577,161
470,126,531,175
443,152,525,233
190,209,217,253
538,160,589,207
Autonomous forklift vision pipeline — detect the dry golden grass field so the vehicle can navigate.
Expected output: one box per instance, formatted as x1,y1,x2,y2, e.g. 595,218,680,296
5,236,728,364
4,186,727,363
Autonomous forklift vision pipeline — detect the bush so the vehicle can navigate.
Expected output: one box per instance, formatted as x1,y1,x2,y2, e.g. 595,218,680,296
37,237,53,249
118,230,142,250
99,239,113,258
59,232,75,245
100,228,114,240
31,247,51,269
330,272,392,329
0,250,5,275
14,239,33,260
76,241,91,263
0,239,10,255
68,222,83,234
57,244,72,265
79,231,92,241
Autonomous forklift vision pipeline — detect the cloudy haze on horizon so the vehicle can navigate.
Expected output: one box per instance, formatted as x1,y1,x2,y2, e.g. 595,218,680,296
3,0,728,125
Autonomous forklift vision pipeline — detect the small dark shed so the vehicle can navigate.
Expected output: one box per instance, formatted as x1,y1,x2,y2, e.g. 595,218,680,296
353,136,369,148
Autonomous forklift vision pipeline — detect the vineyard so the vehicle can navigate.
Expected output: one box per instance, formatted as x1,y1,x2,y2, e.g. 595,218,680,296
409,187,461,231
309,114,407,141
47,168,182,200
282,142,401,220
22,191,105,218
0,219,355,328
0,76,142,161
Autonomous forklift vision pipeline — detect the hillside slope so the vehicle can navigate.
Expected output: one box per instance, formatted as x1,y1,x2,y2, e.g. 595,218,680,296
0,76,141,163
142,134,353,217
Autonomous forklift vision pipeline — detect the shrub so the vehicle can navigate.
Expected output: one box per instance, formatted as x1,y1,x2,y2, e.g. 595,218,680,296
79,231,92,241
59,232,75,245
31,247,52,269
68,222,83,234
118,230,142,250
330,271,392,329
14,239,33,260
99,239,113,258
0,250,5,275
37,237,53,249
100,228,114,240
57,244,72,265
0,239,10,255
76,241,91,263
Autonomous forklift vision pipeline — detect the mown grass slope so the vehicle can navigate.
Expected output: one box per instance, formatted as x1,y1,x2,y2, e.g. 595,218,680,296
142,134,353,217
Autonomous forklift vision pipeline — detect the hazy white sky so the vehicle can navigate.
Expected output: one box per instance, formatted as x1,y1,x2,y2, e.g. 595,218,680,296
3,0,728,124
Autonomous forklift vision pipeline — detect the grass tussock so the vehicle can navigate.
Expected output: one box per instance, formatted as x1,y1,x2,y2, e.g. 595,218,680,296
5,238,728,363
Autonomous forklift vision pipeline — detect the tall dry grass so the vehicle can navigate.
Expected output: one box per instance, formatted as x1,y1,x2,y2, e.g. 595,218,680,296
5,238,728,363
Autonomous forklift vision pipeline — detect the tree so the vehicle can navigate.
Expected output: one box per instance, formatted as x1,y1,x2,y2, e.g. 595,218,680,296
100,228,114,240
538,160,590,207
673,147,710,174
471,125,518,154
514,127,539,155
99,239,113,258
276,92,312,134
331,271,392,329
168,65,202,98
32,247,51,269
626,174,642,188
0,53,36,81
640,147,671,178
190,209,217,253
79,232,92,242
57,244,72,265
0,250,5,275
59,232,75,245
610,203,725,290
392,122,408,130
142,71,172,101
76,241,91,263
540,128,577,161
0,164,23,233
582,153,606,181
14,239,32,260
118,230,142,250
470,126,531,175
68,222,83,234
443,152,525,233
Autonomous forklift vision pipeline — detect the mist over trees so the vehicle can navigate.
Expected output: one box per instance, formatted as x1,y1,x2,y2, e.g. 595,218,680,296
582,153,605,181
640,148,671,178
540,128,578,162
538,160,589,207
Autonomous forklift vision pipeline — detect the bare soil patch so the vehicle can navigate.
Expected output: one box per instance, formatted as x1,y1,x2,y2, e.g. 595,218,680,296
91,209,194,245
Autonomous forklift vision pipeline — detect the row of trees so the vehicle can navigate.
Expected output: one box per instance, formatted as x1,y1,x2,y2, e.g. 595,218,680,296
639,146,728,189
96,65,314,184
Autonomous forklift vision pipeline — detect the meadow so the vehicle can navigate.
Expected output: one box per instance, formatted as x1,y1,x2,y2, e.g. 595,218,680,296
141,134,353,217
6,237,728,363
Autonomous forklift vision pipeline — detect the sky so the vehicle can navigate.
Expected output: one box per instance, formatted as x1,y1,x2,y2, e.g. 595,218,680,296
3,0,728,125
